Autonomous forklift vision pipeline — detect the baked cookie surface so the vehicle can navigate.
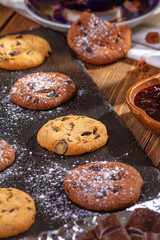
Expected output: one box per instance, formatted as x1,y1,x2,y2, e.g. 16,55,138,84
0,140,15,171
67,11,131,65
10,72,76,110
0,188,36,238
0,34,51,70
63,161,143,211
37,115,109,155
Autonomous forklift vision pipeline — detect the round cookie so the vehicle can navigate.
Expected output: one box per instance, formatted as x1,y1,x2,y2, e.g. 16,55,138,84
63,161,143,211
0,34,52,70
67,11,131,65
0,140,15,171
10,72,76,110
37,115,109,155
0,188,36,238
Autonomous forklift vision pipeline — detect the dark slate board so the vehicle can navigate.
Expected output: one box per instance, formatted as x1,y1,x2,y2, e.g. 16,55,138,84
0,28,159,240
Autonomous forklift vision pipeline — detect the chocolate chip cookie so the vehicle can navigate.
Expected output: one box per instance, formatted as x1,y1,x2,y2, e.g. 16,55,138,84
63,161,143,211
0,34,51,70
0,140,15,171
37,115,109,155
67,11,131,65
10,72,76,110
0,188,36,238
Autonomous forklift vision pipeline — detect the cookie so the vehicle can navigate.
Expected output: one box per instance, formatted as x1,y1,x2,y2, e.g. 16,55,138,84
0,140,15,171
0,34,52,70
10,72,76,110
37,115,109,155
0,188,36,238
63,161,143,211
67,11,131,65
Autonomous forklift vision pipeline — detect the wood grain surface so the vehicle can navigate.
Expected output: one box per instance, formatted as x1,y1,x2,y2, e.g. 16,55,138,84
0,5,160,169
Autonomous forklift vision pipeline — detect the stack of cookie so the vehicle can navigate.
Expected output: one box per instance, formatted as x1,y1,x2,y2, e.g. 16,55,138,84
0,12,143,240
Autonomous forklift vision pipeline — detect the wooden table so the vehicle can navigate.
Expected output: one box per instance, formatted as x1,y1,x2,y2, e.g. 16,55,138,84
0,4,160,169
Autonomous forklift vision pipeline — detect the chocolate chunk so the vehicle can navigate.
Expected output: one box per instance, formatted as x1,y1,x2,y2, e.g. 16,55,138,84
82,28,88,36
70,122,75,130
90,165,101,171
77,20,82,26
16,41,21,46
61,117,69,121
26,50,34,55
113,186,120,194
81,131,92,136
116,36,120,43
52,128,58,132
27,96,32,102
1,210,7,212
16,35,23,39
9,209,15,212
86,46,92,53
27,207,34,211
71,180,77,188
94,19,100,26
26,197,32,202
47,90,59,98
9,51,20,56
0,44,4,47
109,174,121,181
55,141,68,155
67,78,72,84
93,127,97,134
76,230,97,240
33,98,38,104
94,135,100,140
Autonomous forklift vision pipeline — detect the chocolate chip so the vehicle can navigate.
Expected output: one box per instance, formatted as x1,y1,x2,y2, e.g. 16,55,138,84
116,36,120,43
110,174,121,181
70,122,74,130
0,53,3,56
0,44,4,47
47,90,59,98
86,46,92,53
93,127,97,134
3,58,9,61
90,165,101,171
33,98,39,104
67,79,72,84
94,134,100,139
16,35,23,39
81,131,92,136
16,41,21,46
27,82,35,90
71,180,77,188
55,141,68,155
82,28,88,36
113,186,120,194
94,19,100,26
61,117,69,121
67,138,72,142
27,207,34,211
77,20,82,26
9,209,15,212
26,198,31,202
26,50,34,55
52,128,58,132
1,210,7,212
9,51,20,56
27,96,32,102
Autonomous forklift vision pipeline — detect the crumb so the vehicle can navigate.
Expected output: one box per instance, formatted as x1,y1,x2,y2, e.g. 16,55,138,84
137,60,150,72
145,32,159,44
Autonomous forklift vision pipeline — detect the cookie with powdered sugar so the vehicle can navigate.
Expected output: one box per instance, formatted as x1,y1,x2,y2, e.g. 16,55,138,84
63,161,143,211
10,72,76,110
0,140,15,171
67,11,131,65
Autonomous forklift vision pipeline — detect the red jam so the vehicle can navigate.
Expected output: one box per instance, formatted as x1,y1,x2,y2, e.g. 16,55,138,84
134,84,160,122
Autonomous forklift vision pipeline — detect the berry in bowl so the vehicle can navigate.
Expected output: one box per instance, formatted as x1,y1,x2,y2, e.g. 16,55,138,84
58,0,125,12
126,73,160,135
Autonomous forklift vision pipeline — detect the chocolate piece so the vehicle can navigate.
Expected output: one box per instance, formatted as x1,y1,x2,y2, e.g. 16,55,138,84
126,208,160,237
9,51,20,56
55,141,68,155
81,131,92,136
76,230,97,240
